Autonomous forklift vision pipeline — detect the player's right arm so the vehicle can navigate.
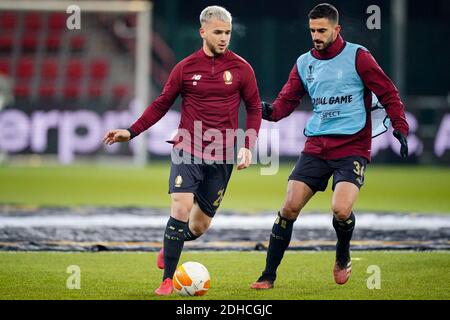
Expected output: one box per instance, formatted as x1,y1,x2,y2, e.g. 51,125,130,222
262,64,306,122
103,63,183,145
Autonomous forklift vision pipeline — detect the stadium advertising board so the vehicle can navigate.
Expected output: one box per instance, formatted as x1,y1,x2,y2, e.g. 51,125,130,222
0,107,449,165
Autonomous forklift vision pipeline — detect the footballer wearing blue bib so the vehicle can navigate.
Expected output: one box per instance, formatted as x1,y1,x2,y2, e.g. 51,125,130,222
251,3,409,289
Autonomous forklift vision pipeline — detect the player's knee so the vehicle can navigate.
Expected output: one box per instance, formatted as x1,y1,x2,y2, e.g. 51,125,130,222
171,206,190,221
171,196,193,220
332,203,352,220
281,202,301,220
190,224,207,237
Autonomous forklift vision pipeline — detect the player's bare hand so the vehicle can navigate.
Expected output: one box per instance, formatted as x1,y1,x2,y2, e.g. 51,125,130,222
103,129,131,145
237,147,252,170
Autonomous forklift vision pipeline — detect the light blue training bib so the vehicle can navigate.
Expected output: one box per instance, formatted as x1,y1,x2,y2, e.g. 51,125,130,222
297,42,367,136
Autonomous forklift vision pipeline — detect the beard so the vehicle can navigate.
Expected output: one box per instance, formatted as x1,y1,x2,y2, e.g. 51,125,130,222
206,41,226,57
314,37,333,52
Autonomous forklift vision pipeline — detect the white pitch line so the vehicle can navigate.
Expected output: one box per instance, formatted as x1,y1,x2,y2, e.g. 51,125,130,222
0,213,449,230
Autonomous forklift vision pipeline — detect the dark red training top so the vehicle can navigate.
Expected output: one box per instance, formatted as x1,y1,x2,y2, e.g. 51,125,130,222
130,48,262,160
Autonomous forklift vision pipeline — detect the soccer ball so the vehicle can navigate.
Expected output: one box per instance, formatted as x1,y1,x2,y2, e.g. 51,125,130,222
173,261,210,296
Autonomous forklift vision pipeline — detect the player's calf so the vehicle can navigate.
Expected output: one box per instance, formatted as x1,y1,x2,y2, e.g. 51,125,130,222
157,247,164,269
251,212,295,289
162,216,187,280
156,225,201,270
184,225,201,241
332,212,355,285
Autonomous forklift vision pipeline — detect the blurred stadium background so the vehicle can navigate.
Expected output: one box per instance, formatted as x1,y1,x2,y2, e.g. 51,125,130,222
0,0,449,165
0,0,449,300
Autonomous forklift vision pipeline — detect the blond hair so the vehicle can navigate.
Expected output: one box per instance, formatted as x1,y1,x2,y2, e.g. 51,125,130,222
199,6,232,25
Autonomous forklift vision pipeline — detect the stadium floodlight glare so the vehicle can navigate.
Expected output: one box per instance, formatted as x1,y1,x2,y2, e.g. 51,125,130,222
0,1,152,166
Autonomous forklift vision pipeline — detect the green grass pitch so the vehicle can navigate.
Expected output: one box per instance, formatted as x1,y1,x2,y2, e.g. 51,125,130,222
1,163,449,300
0,251,449,300
1,163,450,213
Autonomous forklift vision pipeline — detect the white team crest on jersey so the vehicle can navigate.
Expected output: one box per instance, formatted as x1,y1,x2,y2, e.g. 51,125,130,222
175,175,183,187
223,70,233,85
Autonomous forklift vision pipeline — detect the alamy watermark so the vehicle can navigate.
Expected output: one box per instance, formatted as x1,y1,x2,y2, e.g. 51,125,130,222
366,5,381,30
66,265,81,289
167,122,280,175
66,4,81,30
366,265,381,289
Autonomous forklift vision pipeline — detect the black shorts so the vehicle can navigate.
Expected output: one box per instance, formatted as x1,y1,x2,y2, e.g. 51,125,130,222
288,152,367,193
168,151,233,217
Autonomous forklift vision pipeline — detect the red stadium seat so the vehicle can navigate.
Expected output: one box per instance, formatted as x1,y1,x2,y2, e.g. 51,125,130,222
0,59,10,75
69,35,86,53
45,33,62,53
16,58,34,80
63,83,81,99
88,83,103,99
14,84,31,98
48,13,66,30
0,35,13,53
24,13,42,30
65,59,83,80
112,84,129,100
0,12,17,30
90,59,108,80
21,35,38,53
38,84,56,99
41,58,58,80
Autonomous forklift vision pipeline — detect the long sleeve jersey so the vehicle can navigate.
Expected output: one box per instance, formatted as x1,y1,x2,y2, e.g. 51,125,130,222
129,48,262,161
268,34,409,161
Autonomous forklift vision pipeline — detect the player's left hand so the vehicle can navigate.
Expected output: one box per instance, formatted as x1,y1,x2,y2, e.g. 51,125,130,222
393,130,408,158
261,101,274,120
237,147,252,170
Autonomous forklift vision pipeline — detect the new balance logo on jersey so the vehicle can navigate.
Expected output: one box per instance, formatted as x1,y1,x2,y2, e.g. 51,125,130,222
192,74,202,86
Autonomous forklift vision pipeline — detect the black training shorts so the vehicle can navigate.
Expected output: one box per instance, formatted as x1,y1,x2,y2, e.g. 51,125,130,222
168,150,233,217
288,152,367,192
